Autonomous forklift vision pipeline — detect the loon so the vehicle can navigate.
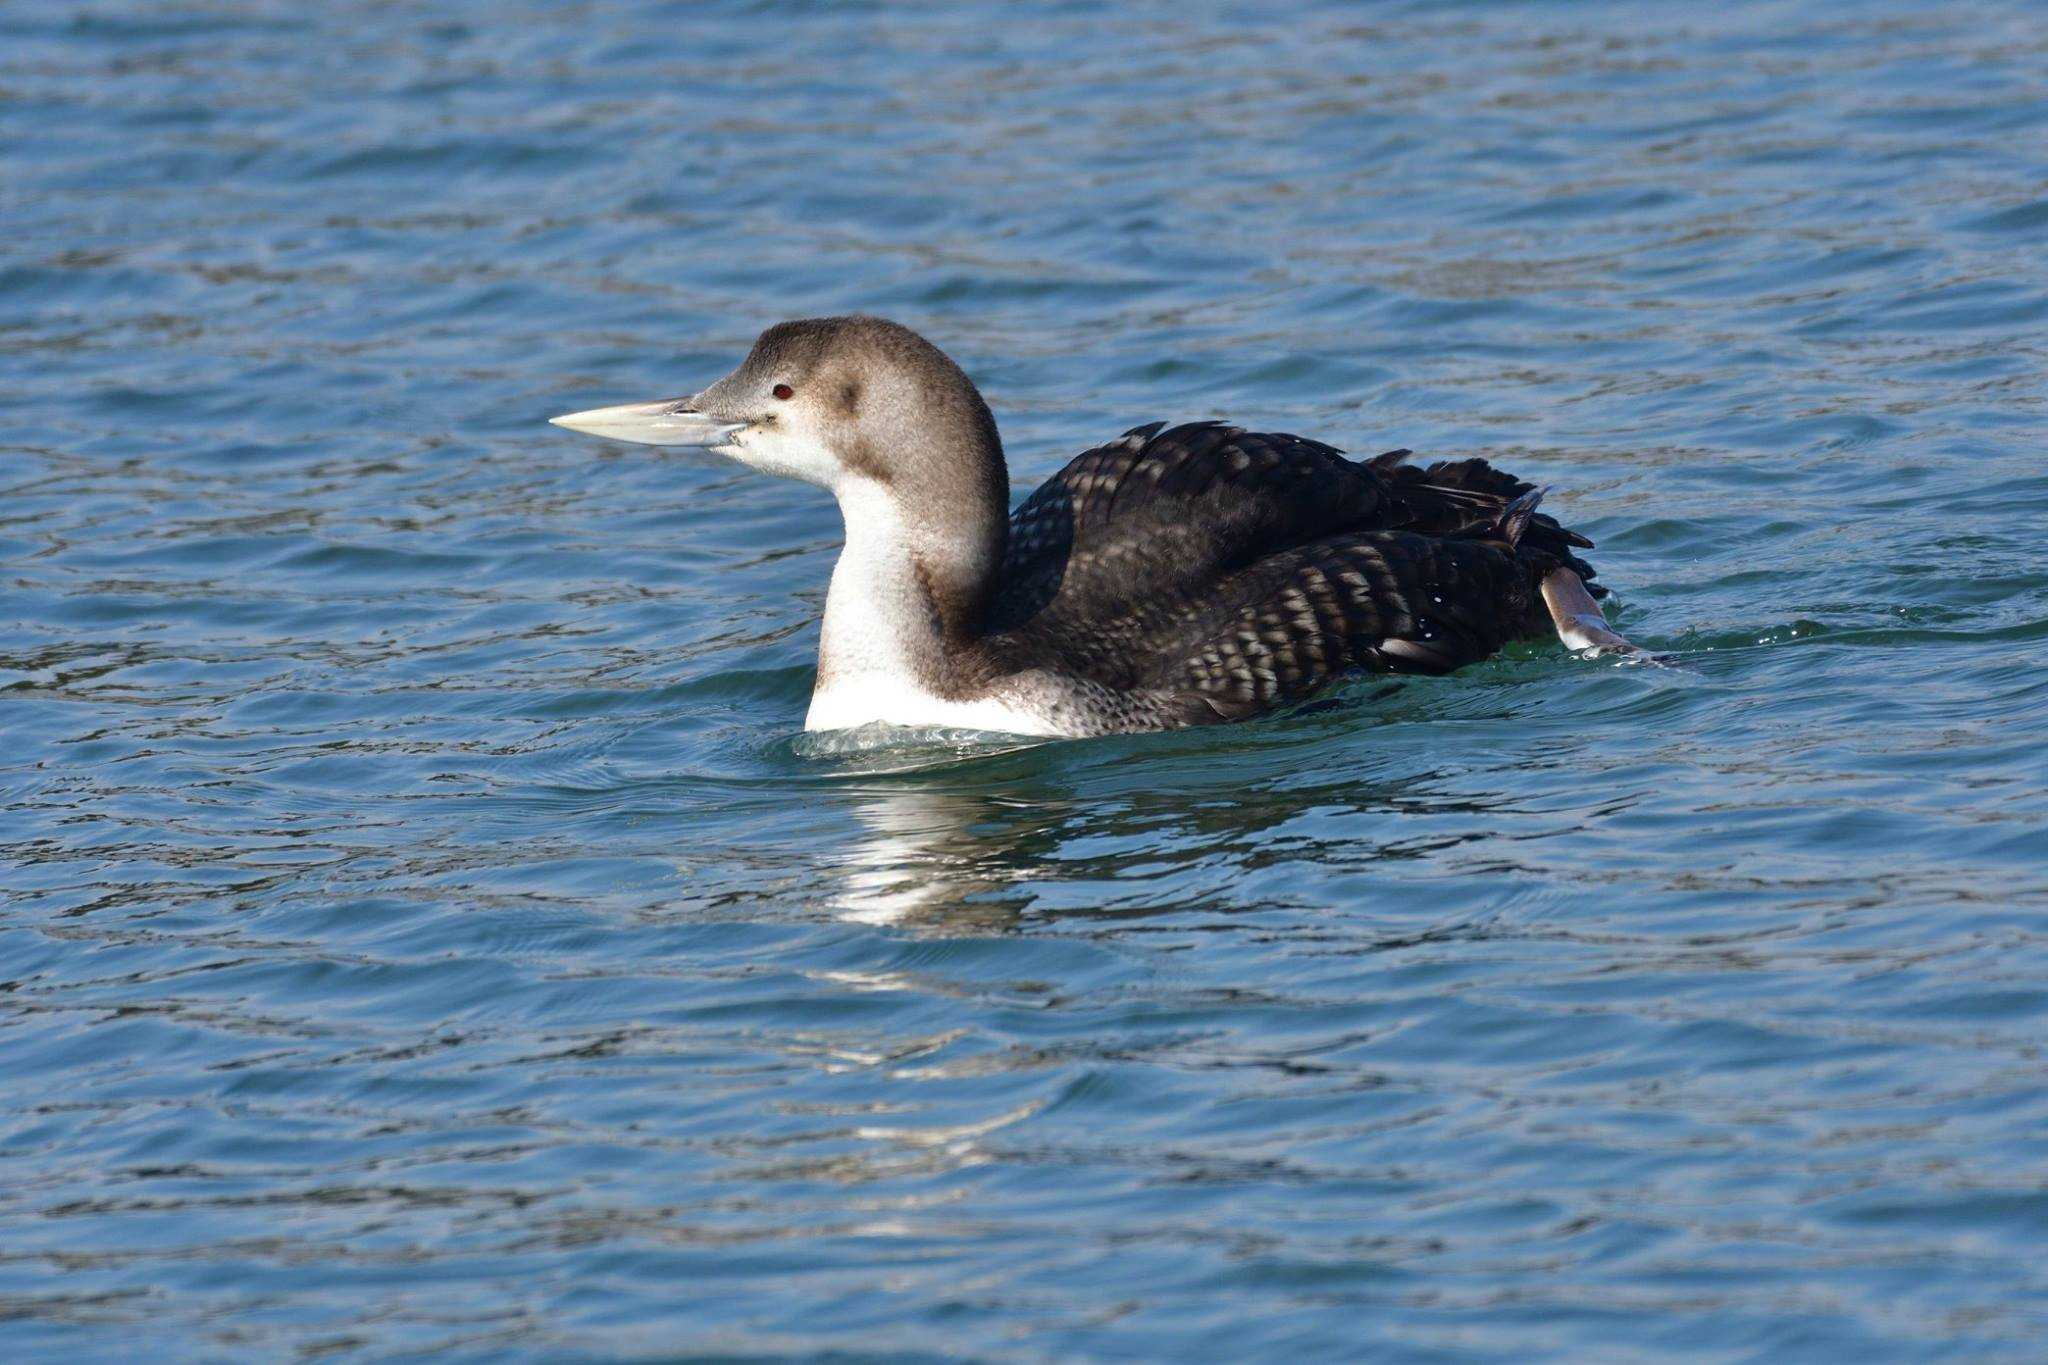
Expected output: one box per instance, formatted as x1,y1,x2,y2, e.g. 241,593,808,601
550,316,1635,737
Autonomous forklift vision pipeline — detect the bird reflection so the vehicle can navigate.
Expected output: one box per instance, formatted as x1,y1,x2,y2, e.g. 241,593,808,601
831,781,1046,930
817,716,1520,933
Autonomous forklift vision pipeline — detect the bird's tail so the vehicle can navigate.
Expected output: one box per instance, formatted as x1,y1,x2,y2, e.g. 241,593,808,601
1492,486,1547,547
1374,454,1607,598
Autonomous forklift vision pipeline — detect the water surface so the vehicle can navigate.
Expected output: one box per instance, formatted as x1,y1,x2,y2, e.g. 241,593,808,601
4,0,2047,1358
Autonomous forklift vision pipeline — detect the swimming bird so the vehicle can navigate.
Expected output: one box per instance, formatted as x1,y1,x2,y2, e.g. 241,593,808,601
550,316,1634,737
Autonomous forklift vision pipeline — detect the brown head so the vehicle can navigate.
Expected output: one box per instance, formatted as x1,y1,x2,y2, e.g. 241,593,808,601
550,316,1011,641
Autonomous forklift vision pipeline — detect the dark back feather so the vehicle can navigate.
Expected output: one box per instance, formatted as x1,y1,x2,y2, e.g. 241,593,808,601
977,421,1607,727
1378,456,1605,595
987,421,1395,634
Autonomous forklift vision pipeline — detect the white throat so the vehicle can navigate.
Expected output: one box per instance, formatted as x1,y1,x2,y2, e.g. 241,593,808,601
803,479,1054,735
807,480,937,726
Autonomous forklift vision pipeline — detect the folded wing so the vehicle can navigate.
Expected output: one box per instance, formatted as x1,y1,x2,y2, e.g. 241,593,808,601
988,420,1399,634
984,421,1601,724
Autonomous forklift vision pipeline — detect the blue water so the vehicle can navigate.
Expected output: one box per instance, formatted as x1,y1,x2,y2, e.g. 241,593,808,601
4,0,2047,1358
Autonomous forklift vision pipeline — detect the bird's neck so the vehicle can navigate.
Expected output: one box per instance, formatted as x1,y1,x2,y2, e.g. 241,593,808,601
806,475,1005,730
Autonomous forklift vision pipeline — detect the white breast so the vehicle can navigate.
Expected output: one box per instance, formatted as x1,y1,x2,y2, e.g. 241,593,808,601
805,478,1067,737
804,675,1063,736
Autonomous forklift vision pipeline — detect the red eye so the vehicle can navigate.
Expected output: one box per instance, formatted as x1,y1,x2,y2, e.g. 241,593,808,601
773,383,794,401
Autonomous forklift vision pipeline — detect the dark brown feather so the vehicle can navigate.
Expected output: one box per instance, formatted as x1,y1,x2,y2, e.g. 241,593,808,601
980,421,1603,727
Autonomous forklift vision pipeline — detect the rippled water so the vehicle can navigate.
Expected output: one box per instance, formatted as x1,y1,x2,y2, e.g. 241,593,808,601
5,0,2048,1358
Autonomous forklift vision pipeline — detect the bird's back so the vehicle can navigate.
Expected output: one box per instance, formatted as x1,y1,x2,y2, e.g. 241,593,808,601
981,421,1602,726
